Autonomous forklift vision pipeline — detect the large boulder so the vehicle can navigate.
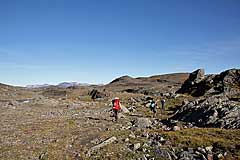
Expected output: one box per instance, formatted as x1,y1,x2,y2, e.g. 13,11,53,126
120,105,130,113
220,69,240,87
217,69,240,97
189,69,205,83
177,69,205,95
89,89,106,100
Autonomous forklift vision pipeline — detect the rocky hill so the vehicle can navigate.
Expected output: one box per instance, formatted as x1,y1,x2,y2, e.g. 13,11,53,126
109,73,189,86
105,73,189,96
0,83,36,100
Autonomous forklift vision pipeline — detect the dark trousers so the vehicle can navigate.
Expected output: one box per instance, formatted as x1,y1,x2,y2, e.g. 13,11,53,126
113,109,118,121
161,103,165,111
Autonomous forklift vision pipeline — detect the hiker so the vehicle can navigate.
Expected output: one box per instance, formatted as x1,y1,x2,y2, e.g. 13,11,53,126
149,100,157,117
161,99,166,112
112,97,121,122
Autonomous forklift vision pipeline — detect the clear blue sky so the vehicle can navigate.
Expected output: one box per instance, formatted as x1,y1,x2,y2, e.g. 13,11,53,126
0,0,240,86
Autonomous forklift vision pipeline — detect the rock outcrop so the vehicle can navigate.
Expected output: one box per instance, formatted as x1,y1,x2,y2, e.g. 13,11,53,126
172,95,240,129
177,69,240,97
189,69,205,83
89,89,107,100
173,69,240,129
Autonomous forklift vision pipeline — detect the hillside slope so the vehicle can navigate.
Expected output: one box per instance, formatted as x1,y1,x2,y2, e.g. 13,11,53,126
104,73,189,95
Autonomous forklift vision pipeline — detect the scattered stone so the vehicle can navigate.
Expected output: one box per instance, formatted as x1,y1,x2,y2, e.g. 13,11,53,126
142,148,147,153
74,153,83,160
207,154,213,160
188,147,194,153
128,106,136,112
145,154,151,158
217,153,224,159
197,147,206,155
90,138,100,144
129,133,136,139
125,138,130,142
39,152,48,160
118,113,126,119
142,131,149,138
182,99,189,106
155,148,172,160
172,126,181,131
169,151,178,160
205,146,213,153
142,143,150,148
129,97,137,103
224,152,227,156
134,118,152,129
178,151,194,160
133,143,141,151
87,136,117,156
195,151,207,160
159,137,165,142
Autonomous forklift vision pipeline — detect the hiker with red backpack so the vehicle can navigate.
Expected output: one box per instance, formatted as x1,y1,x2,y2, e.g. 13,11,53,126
112,97,121,122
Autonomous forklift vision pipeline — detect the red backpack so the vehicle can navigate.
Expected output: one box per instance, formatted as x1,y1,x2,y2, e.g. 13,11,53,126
112,98,120,110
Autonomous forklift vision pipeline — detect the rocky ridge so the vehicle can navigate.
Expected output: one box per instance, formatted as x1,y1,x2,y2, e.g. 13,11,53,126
173,69,240,129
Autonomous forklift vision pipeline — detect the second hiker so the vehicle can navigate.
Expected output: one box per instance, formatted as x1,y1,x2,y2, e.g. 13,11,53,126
161,99,166,112
149,100,157,117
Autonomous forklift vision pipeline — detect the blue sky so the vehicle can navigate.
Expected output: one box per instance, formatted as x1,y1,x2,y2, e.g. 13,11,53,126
0,0,240,86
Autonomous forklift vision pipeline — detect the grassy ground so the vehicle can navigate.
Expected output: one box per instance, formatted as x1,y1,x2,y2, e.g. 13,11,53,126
160,128,240,159
0,89,239,160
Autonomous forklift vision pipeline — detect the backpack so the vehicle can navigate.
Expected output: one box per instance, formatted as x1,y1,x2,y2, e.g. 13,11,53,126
161,99,166,104
112,98,120,110
150,102,155,109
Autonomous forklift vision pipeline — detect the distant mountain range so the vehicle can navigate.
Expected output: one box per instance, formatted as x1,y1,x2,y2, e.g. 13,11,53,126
26,82,90,88
26,84,52,88
57,82,90,88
